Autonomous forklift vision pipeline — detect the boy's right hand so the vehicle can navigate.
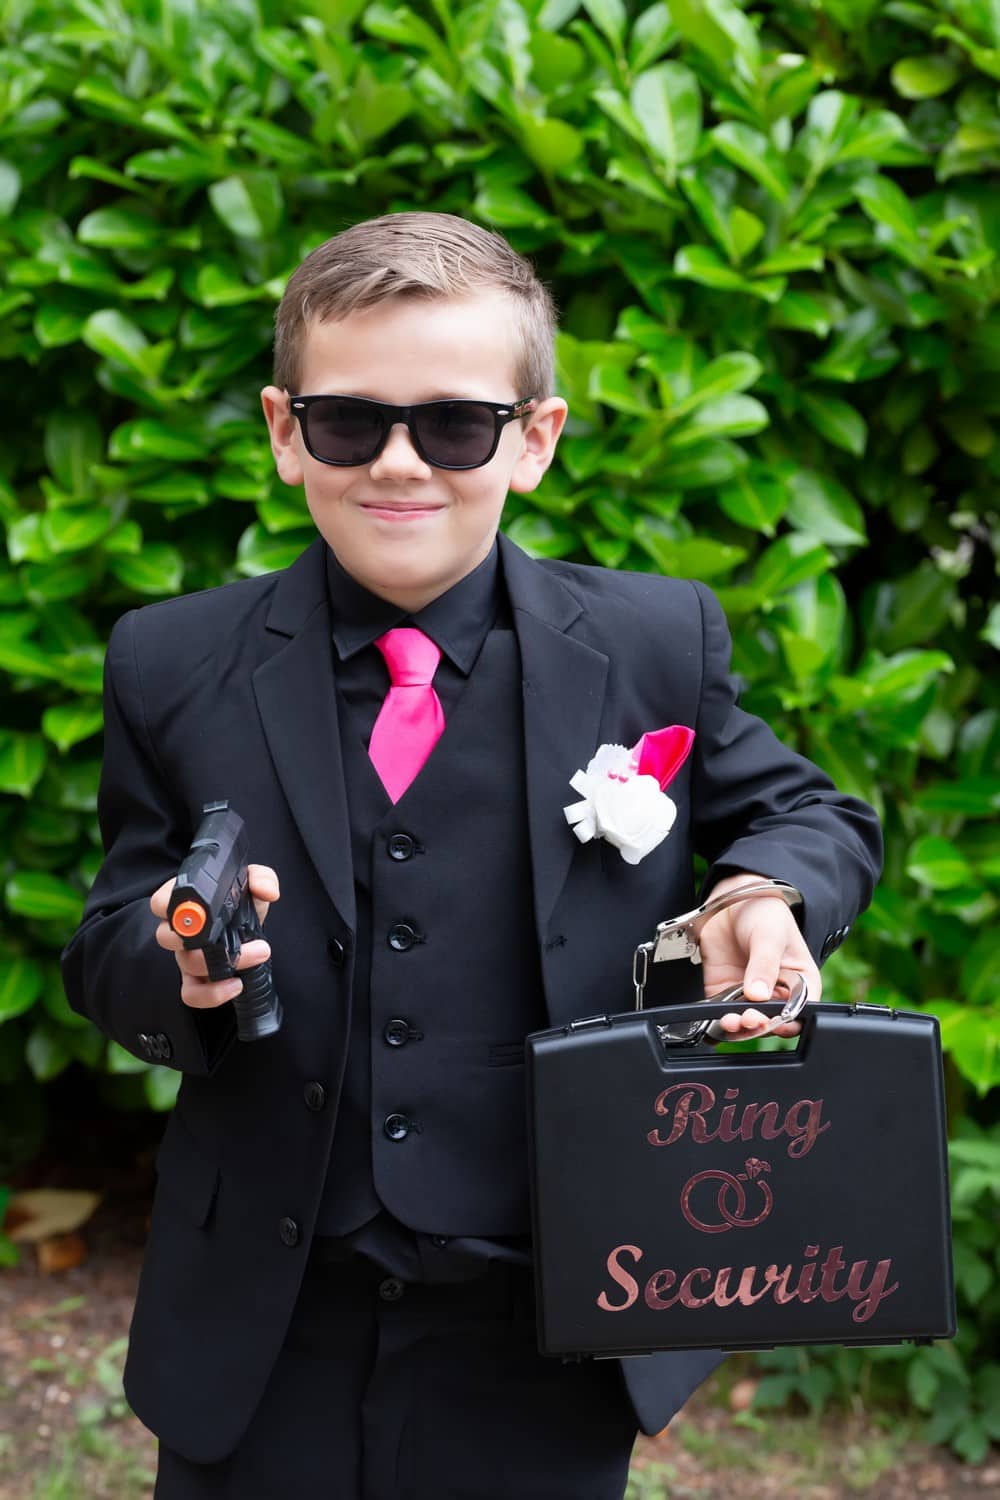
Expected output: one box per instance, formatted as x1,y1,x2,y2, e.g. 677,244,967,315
150,865,280,1011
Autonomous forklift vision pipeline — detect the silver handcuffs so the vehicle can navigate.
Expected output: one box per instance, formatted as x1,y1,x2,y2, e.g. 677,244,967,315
632,879,808,1047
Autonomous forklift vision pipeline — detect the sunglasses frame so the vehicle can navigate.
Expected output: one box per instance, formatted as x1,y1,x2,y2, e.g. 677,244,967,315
288,394,538,471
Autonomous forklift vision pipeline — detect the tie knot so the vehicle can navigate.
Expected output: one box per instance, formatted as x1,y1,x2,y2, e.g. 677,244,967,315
375,627,441,687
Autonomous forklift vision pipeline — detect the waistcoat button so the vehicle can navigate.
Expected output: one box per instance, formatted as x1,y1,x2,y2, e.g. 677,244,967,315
388,834,415,861
303,1081,326,1111
279,1217,299,1247
328,936,347,966
383,1019,410,1047
388,923,417,952
383,1113,412,1141
379,1277,404,1301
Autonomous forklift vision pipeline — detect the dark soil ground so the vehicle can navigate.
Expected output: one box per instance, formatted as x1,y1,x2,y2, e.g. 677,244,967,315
1,1079,996,1500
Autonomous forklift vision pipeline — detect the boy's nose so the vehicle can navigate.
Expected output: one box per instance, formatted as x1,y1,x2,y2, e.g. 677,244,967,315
371,421,431,473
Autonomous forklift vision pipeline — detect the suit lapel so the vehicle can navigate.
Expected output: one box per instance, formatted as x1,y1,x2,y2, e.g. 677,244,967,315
252,535,357,933
251,531,610,947
498,532,609,942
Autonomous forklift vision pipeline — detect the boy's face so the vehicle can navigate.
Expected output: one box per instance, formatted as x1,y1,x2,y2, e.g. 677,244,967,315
261,290,567,612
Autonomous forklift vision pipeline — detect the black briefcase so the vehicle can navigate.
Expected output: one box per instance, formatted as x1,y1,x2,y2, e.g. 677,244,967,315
526,882,956,1358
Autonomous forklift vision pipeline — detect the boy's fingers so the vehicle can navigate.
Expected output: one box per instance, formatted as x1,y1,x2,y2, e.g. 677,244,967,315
248,864,280,899
741,931,785,1002
149,876,177,920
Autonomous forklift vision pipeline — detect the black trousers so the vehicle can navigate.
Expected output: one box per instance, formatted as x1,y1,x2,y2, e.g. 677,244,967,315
153,1250,638,1499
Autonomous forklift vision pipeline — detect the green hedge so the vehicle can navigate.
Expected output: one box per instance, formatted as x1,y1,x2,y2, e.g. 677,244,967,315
0,0,997,1462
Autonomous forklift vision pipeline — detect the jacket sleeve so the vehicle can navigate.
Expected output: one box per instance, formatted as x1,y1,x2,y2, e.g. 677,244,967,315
59,610,237,1076
688,580,883,965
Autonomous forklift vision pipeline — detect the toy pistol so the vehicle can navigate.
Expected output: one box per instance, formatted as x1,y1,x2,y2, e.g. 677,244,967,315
166,799,282,1042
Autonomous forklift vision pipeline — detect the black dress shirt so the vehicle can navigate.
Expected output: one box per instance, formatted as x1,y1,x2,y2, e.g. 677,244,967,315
316,538,532,1283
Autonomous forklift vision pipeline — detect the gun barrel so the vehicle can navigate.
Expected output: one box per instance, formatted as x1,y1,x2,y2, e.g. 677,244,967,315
170,900,207,937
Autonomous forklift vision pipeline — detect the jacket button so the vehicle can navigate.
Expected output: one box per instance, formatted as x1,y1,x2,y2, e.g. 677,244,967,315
328,936,347,966
431,1235,449,1248
378,1277,404,1301
383,1113,412,1141
303,1081,326,1111
383,1019,410,1047
387,834,415,861
387,923,417,952
279,1217,299,1247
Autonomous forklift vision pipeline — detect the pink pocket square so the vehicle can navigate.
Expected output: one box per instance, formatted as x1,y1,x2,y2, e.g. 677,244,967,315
633,725,695,789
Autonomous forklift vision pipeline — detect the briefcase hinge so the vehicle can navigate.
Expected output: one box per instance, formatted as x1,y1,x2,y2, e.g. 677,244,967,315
851,1001,896,1017
568,1015,610,1032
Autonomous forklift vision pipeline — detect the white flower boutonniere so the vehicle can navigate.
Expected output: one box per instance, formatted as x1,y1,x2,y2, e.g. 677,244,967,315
563,726,695,866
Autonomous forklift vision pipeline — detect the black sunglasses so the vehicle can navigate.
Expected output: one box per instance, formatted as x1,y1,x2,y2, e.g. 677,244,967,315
289,394,538,471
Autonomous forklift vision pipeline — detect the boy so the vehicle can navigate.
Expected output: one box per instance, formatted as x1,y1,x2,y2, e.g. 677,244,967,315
60,211,882,1498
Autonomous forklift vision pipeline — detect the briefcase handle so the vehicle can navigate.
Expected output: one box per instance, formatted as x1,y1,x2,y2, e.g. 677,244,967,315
633,879,808,1045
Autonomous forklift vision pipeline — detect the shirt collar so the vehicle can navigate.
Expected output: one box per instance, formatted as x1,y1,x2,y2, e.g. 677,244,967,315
325,539,501,676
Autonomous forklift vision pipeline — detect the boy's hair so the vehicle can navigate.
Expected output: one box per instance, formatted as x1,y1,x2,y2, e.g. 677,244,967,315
272,211,558,409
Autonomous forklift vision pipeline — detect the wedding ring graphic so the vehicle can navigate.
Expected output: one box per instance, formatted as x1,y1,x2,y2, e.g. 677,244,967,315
680,1158,774,1234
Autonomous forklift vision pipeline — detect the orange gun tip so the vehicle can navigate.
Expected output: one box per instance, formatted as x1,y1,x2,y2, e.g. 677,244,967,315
171,900,207,936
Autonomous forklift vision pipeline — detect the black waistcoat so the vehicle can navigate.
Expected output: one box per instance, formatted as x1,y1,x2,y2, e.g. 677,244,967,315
315,616,548,1237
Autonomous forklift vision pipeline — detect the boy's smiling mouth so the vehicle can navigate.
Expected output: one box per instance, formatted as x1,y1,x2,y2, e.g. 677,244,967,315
359,500,447,516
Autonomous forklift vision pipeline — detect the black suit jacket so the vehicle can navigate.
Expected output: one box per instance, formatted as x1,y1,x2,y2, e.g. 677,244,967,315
60,531,882,1460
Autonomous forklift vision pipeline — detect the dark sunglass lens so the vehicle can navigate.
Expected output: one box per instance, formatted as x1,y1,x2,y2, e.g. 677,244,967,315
416,403,495,467
306,399,382,464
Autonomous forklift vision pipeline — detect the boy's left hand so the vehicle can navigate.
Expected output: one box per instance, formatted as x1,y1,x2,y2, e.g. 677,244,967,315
699,871,822,1040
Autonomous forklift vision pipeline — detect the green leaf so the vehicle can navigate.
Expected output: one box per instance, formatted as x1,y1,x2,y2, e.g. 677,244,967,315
670,394,769,446
855,174,921,244
659,439,748,489
711,123,790,202
236,525,315,577
41,507,115,555
342,64,413,149
784,471,867,546
106,1041,148,1074
145,1066,182,1110
82,309,153,376
0,158,22,217
589,362,652,415
891,55,961,99
581,0,627,51
907,836,973,891
629,63,701,184
25,1022,72,1082
505,514,577,558
718,470,787,535
668,0,760,78
0,959,44,1023
108,420,205,462
753,535,833,596
798,391,867,456
5,871,84,922
207,172,284,240
634,522,746,577
41,702,104,753
673,246,785,302
43,411,104,497
780,575,848,666
76,204,157,249
868,564,957,653
516,114,585,172
107,545,184,595
670,353,763,418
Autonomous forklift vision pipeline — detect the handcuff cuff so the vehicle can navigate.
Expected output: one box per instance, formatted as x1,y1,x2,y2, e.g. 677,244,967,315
632,878,809,1048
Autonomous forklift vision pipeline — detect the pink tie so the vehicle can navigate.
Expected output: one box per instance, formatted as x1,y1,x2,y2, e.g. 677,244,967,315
368,628,446,803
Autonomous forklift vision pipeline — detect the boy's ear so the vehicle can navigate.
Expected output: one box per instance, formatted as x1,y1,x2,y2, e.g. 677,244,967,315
507,397,569,495
260,386,306,488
